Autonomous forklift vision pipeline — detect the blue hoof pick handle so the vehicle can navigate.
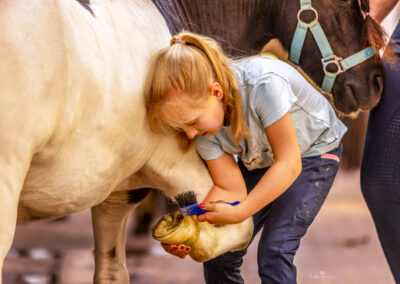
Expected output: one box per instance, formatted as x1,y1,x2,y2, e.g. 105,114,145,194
180,201,240,216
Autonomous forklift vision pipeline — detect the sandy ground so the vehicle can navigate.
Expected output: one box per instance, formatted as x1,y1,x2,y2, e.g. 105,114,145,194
3,169,395,284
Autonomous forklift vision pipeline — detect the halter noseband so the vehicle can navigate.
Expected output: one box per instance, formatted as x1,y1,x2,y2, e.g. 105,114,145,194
289,0,375,93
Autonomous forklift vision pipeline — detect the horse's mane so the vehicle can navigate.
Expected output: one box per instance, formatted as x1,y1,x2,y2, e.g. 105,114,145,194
360,0,395,64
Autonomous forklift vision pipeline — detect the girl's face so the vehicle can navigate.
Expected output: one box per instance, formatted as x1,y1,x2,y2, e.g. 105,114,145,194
164,82,225,140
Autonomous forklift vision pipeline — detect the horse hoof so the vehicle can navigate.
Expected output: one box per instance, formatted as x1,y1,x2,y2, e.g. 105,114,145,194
152,211,199,246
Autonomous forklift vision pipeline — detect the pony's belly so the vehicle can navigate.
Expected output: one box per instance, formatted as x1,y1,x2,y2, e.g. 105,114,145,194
18,173,112,221
17,150,135,222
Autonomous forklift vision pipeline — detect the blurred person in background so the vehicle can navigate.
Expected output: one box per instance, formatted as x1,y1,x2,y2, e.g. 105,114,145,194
361,0,400,282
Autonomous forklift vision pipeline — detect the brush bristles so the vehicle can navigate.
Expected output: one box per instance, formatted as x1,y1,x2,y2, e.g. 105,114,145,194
174,191,198,208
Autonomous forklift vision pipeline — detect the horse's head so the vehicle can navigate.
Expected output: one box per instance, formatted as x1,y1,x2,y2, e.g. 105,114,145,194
282,0,385,114
152,0,386,114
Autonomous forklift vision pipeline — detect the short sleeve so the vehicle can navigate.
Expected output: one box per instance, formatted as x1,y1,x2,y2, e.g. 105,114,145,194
196,135,225,160
253,74,297,127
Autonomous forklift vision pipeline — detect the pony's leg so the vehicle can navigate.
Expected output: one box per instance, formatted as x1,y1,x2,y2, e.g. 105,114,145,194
91,189,150,284
0,151,30,283
0,184,21,284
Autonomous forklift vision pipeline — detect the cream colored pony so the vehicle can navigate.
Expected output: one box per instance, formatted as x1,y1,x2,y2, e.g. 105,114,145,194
0,0,253,282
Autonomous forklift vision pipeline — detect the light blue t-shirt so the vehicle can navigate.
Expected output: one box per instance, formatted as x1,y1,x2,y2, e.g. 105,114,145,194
196,57,347,170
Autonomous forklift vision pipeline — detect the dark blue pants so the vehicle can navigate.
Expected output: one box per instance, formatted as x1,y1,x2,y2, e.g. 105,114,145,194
361,20,400,284
203,145,342,284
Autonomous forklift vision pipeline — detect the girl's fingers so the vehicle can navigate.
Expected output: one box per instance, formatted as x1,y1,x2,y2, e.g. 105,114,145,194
209,200,226,204
197,211,217,223
197,203,217,222
161,243,190,257
177,245,190,258
178,245,186,251
163,244,176,254
199,202,216,212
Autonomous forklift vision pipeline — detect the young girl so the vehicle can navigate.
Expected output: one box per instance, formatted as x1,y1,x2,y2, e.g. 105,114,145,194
144,32,346,284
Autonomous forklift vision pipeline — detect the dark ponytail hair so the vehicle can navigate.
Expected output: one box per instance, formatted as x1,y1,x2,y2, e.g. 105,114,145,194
360,0,395,64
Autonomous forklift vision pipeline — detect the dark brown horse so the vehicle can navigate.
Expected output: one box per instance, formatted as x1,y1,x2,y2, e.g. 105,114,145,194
153,0,386,168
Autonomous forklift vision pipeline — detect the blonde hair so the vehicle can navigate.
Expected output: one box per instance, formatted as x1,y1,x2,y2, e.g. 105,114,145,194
144,31,250,150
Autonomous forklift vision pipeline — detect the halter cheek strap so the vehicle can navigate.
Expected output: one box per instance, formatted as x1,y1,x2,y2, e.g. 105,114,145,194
289,0,376,93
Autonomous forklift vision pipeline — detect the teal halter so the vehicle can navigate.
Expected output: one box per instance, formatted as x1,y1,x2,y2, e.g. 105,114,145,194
289,0,376,93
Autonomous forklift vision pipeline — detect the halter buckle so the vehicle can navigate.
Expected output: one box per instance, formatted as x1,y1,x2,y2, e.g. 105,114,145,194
321,55,343,76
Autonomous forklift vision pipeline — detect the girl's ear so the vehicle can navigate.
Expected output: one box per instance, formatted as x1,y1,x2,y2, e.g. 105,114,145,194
210,81,224,100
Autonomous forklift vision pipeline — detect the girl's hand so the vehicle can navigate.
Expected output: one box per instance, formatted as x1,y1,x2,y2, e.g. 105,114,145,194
197,201,247,224
160,243,191,259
